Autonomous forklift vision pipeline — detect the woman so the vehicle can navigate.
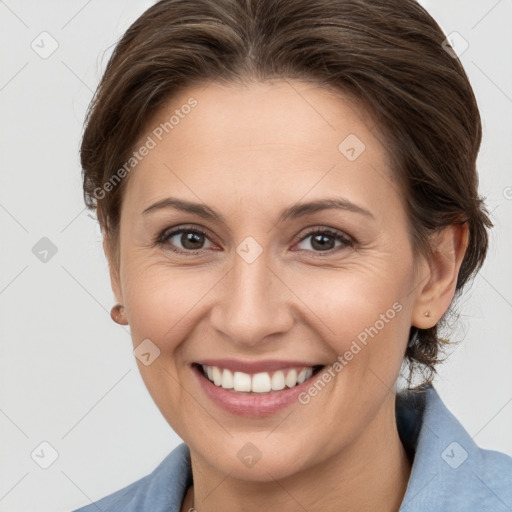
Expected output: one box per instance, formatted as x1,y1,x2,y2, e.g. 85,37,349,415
73,0,512,510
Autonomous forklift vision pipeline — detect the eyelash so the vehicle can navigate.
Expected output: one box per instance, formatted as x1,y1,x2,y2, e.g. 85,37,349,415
155,225,355,256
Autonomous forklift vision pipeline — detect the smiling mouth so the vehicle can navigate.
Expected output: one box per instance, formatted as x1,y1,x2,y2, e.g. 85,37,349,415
193,363,325,393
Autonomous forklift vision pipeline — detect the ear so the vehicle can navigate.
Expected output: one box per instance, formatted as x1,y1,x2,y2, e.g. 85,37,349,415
411,222,469,329
103,235,123,305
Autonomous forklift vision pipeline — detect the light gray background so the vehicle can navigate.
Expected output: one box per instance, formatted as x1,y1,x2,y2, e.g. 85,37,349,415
0,1,511,511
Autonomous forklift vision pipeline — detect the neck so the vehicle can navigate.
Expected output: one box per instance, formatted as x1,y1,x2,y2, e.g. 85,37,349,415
182,392,412,512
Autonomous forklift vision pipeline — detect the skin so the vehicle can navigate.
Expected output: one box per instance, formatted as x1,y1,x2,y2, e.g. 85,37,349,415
104,79,469,512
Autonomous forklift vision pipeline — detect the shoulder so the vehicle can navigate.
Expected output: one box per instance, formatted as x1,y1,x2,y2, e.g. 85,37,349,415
398,384,512,512
476,445,512,502
71,443,191,512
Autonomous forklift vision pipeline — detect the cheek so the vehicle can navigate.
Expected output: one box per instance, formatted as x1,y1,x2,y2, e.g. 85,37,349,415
121,259,218,350
297,261,409,330
287,260,413,385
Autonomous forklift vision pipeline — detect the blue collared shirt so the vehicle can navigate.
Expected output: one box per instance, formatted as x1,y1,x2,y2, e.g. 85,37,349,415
72,384,512,511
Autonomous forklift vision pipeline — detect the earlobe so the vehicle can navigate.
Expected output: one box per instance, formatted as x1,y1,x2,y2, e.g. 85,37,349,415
110,303,128,325
411,222,469,329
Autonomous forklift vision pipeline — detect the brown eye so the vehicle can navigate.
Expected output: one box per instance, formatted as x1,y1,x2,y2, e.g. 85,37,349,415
295,229,353,254
179,231,206,250
157,227,213,253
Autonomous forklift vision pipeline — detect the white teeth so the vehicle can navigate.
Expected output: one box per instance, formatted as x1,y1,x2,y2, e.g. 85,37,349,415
212,366,222,386
285,369,298,388
271,370,285,391
233,371,252,392
221,369,234,389
252,372,271,393
201,365,316,392
297,368,313,384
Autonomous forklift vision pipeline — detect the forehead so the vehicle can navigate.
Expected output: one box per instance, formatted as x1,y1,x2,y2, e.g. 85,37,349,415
123,80,398,217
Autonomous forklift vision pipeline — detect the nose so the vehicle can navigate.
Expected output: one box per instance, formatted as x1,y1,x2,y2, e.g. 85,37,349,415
209,248,294,348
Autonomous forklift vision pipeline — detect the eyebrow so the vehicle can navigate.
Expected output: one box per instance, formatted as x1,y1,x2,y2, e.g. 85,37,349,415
142,196,375,223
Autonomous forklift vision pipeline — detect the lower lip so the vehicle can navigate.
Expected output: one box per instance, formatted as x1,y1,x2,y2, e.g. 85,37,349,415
192,364,323,417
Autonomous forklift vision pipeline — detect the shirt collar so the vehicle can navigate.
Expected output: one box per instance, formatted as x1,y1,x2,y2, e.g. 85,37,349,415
397,383,511,510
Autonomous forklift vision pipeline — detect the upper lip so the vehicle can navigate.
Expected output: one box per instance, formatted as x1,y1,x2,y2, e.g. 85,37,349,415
194,358,324,374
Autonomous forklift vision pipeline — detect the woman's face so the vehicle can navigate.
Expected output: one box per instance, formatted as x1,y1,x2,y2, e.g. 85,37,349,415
110,80,431,481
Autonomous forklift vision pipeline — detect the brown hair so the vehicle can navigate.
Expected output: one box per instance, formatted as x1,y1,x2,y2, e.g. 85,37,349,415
80,0,492,387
